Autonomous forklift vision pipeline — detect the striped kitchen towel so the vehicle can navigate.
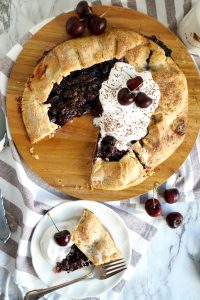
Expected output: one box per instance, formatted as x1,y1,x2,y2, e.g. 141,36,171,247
0,0,200,299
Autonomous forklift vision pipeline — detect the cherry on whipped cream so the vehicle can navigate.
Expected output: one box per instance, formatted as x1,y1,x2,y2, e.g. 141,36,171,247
117,87,135,105
127,76,143,91
135,92,153,108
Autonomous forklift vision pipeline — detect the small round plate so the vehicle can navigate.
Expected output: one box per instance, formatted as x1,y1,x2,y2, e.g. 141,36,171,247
31,200,131,298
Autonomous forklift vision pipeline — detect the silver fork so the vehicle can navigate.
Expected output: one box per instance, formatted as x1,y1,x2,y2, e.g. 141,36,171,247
24,258,126,300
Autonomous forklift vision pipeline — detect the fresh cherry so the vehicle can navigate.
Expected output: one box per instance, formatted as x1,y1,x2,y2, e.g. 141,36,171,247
164,188,179,204
88,14,107,35
127,76,143,91
66,16,85,37
117,88,135,106
135,92,152,108
54,230,71,246
76,1,92,18
166,212,183,228
145,198,162,217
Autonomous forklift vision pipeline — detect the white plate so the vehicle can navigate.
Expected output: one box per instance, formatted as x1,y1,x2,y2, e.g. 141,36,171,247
31,200,131,298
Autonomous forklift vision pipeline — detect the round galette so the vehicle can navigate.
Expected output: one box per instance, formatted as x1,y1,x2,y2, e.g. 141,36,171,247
22,29,188,190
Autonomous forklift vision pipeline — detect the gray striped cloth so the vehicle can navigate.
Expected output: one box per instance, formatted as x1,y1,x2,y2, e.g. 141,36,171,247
0,0,200,299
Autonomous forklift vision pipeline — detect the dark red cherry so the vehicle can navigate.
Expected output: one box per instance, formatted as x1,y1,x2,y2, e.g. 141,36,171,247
166,212,183,228
135,92,152,108
54,230,71,246
164,188,179,204
88,14,107,35
145,199,162,217
66,16,85,37
76,1,92,18
117,88,135,106
127,76,143,91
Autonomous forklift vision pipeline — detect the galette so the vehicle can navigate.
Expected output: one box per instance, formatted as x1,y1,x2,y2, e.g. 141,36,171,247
21,29,188,190
55,208,121,272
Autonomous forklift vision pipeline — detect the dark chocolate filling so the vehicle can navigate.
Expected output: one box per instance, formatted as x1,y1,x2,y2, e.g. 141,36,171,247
55,244,92,273
146,50,153,70
97,136,128,161
46,58,125,126
147,35,172,57
46,58,127,161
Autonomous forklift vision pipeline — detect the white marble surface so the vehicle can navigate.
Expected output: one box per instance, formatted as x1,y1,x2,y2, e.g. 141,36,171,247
124,202,200,300
1,1,200,300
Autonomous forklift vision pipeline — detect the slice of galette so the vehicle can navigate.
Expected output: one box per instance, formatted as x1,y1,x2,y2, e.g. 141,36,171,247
21,29,188,190
55,209,121,273
71,208,121,265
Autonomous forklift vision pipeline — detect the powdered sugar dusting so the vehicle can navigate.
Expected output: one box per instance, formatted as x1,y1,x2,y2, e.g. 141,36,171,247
93,62,160,151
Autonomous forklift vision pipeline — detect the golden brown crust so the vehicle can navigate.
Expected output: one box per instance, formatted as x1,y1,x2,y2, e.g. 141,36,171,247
91,56,188,190
131,66,188,170
22,29,148,143
71,209,121,265
21,28,188,190
91,152,147,190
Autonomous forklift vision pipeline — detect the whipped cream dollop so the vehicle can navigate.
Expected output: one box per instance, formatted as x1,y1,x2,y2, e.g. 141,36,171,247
93,62,161,151
40,222,73,266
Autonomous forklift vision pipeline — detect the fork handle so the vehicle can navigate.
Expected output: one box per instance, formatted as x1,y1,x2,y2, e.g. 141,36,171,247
24,269,93,300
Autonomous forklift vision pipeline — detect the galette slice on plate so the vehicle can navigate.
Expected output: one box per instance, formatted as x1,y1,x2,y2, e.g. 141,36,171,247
55,209,121,273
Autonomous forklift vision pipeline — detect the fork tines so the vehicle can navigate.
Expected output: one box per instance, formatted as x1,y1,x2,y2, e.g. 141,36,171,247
103,258,127,279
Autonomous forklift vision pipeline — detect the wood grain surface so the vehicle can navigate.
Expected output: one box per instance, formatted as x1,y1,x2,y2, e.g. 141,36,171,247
6,6,200,201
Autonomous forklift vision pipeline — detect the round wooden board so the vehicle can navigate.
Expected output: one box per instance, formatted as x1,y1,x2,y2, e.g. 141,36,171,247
7,5,200,201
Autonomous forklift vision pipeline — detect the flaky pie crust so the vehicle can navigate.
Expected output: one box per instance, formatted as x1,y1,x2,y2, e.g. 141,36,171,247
71,209,121,265
21,29,188,190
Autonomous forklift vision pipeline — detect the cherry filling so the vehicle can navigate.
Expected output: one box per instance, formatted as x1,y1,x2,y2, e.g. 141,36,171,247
46,58,127,161
55,244,92,273
46,58,125,127
97,136,127,161
148,35,172,57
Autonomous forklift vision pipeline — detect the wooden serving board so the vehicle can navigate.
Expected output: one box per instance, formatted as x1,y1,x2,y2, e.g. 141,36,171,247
7,6,200,201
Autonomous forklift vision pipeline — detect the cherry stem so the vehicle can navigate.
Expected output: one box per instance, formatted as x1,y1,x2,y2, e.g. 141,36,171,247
152,188,155,208
79,6,93,22
123,70,132,78
129,89,137,95
100,7,111,18
88,6,93,15
80,15,92,21
173,174,182,188
123,70,142,94
47,212,59,232
152,182,159,208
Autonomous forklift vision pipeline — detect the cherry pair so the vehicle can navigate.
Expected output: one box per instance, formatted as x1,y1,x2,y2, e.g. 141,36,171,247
66,1,107,37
